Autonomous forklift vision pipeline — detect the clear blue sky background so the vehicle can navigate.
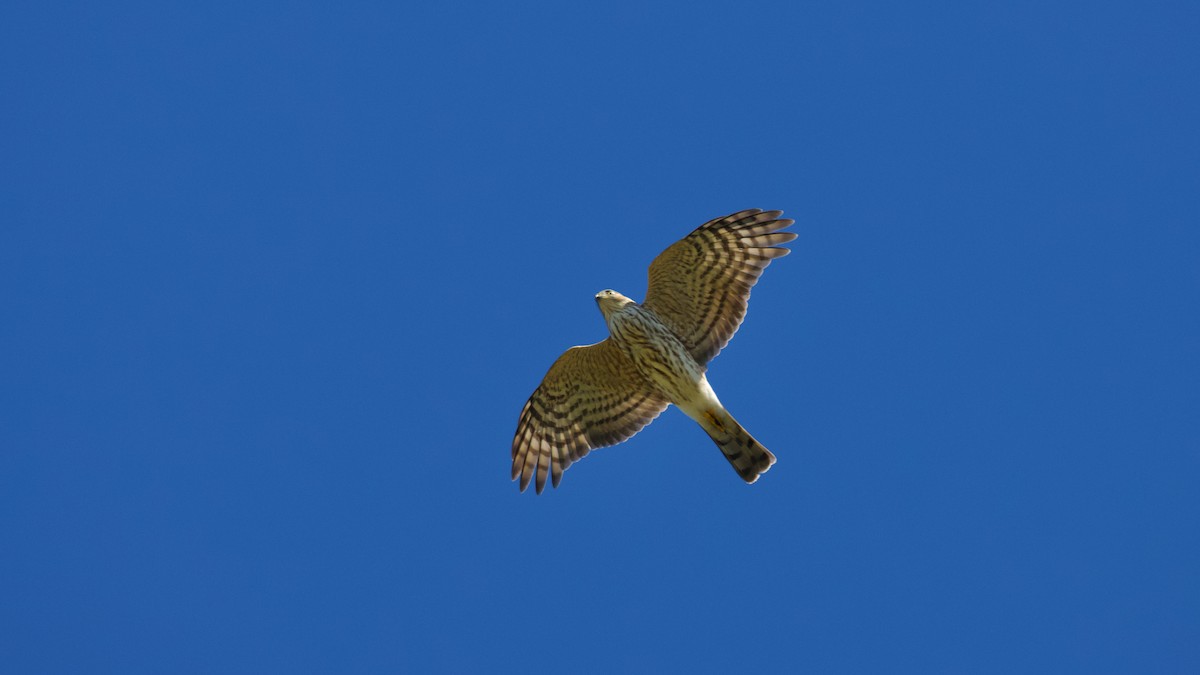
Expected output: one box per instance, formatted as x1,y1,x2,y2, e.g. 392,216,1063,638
2,2,1197,673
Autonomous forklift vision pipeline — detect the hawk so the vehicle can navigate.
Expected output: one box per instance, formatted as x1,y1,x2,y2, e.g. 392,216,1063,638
511,209,797,493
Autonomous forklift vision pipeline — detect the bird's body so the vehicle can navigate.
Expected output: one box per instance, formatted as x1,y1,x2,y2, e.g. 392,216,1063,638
600,292,776,483
600,292,712,413
512,209,796,493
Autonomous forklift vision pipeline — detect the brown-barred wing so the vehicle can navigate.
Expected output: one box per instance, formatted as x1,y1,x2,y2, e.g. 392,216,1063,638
511,339,670,494
642,209,796,366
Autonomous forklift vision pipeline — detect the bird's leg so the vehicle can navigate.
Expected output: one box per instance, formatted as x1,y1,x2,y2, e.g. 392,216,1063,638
703,409,727,433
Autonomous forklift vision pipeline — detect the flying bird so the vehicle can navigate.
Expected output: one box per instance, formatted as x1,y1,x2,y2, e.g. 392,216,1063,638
511,209,797,493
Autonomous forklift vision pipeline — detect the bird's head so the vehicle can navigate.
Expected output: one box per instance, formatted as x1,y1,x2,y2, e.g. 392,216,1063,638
595,289,635,318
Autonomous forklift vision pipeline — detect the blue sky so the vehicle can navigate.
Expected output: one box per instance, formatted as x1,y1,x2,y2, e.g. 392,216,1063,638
2,1,1198,672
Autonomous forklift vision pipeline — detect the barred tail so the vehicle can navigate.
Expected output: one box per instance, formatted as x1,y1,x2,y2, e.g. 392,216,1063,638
700,408,776,484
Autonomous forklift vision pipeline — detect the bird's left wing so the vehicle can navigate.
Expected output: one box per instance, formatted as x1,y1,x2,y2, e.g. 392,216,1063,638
512,339,670,494
642,209,796,366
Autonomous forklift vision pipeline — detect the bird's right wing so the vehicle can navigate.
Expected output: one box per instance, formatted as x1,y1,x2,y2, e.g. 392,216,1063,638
512,339,670,494
642,209,796,366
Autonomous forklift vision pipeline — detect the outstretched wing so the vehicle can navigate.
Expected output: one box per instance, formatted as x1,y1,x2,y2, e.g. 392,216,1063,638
642,209,796,366
512,339,670,494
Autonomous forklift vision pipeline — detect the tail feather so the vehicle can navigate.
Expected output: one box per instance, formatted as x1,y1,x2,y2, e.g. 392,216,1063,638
701,408,776,483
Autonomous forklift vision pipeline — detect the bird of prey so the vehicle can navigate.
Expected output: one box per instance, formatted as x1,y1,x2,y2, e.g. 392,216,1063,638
511,209,797,494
